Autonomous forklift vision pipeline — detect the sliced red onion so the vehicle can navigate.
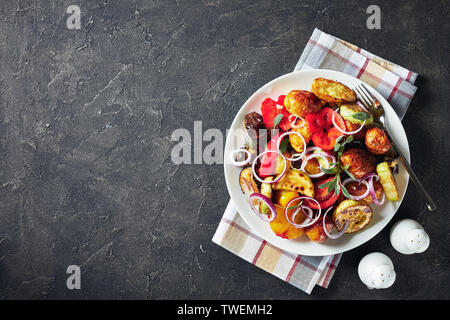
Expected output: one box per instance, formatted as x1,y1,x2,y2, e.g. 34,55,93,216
300,153,331,178
230,149,251,167
251,150,287,184
288,114,306,129
342,177,370,200
276,131,307,161
249,193,277,222
367,174,386,206
322,206,349,239
332,112,366,135
285,197,322,228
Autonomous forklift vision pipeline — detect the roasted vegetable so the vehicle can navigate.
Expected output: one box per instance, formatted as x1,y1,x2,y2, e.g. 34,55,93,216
305,216,334,243
345,180,384,205
376,161,400,200
244,112,266,142
283,90,322,117
239,167,258,196
259,177,273,214
340,103,373,126
333,199,373,234
365,127,391,155
270,206,305,239
312,78,356,104
340,148,377,179
272,170,315,198
289,121,311,153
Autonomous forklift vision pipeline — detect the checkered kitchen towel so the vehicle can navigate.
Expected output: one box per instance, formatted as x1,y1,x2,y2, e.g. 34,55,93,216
213,28,418,294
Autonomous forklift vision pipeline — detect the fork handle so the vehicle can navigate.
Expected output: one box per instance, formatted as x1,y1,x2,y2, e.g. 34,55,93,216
389,139,437,212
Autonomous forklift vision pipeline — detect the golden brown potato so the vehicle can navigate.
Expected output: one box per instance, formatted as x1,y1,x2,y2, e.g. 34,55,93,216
340,148,376,180
365,127,391,155
312,78,356,104
283,90,322,117
343,119,367,140
345,180,384,205
289,121,311,153
333,199,373,234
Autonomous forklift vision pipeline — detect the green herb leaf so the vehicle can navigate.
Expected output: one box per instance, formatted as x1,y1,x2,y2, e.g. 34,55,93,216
345,135,354,144
342,167,355,180
352,112,371,121
319,176,337,190
320,166,338,175
287,201,303,210
340,183,351,198
273,114,284,128
278,136,290,153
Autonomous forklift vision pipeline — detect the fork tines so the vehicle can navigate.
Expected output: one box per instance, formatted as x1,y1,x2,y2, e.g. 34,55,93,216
354,83,380,112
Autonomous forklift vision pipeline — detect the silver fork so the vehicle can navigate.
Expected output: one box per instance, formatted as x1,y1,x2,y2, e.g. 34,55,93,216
354,83,436,212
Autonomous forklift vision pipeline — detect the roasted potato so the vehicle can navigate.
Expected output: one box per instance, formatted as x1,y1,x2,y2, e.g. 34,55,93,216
365,127,391,155
283,90,322,117
340,148,376,179
332,199,373,234
239,167,258,196
289,121,311,153
259,177,273,214
343,119,367,140
272,170,314,198
312,78,356,104
345,180,384,205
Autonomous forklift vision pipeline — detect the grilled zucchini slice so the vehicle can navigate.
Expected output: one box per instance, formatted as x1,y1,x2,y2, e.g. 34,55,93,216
376,161,399,201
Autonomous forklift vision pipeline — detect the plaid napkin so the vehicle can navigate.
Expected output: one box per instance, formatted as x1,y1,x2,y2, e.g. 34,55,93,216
213,28,418,294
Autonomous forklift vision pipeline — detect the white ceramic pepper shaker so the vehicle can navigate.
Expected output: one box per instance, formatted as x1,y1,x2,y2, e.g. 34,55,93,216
390,219,430,255
358,252,396,289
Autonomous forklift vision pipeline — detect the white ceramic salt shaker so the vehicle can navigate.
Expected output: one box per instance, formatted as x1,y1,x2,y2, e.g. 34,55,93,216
390,219,430,255
358,252,396,289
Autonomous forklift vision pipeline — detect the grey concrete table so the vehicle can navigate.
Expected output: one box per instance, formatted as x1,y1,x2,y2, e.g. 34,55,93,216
0,0,448,299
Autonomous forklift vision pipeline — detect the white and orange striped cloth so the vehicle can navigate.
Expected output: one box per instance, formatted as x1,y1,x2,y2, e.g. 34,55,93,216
213,28,418,294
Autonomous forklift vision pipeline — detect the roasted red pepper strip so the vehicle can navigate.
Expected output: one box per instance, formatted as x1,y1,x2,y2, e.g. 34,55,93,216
260,96,291,131
306,107,347,150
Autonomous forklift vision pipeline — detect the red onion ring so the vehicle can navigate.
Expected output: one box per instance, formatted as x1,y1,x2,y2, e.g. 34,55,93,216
288,114,306,129
342,177,370,200
230,149,251,167
249,193,277,223
285,197,322,228
366,174,386,206
276,131,307,161
251,150,287,184
300,153,331,178
332,112,366,135
322,206,349,239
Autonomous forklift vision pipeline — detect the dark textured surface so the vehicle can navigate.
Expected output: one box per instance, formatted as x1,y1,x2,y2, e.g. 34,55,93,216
0,0,449,299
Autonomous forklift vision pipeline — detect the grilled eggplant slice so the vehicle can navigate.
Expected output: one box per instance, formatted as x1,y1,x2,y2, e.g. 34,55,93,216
239,167,259,196
333,199,373,234
272,170,314,198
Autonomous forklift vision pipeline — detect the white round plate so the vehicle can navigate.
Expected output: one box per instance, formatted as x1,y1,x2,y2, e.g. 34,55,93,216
224,69,410,256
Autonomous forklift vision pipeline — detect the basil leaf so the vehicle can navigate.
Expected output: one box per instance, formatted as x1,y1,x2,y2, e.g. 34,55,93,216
352,112,370,121
273,114,284,128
